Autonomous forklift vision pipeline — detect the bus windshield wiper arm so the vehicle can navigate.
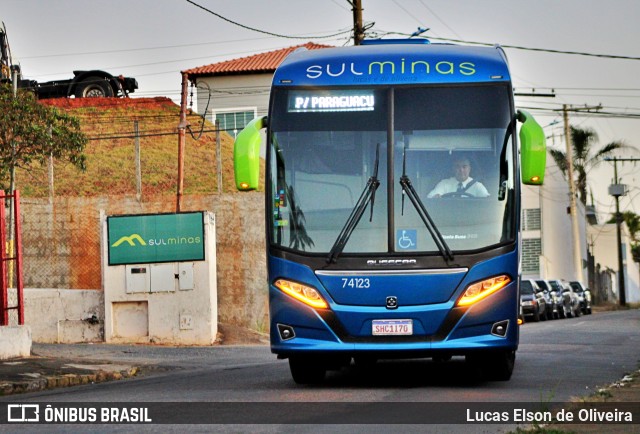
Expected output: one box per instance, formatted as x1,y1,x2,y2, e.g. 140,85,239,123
327,144,380,263
399,145,453,262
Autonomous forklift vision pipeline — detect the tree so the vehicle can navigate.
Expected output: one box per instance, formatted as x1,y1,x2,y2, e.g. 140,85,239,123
0,84,87,191
607,211,640,263
549,126,632,206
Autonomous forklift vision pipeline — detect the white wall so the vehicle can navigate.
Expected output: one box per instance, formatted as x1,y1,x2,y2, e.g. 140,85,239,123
24,288,103,343
0,326,31,359
587,223,640,303
522,152,587,281
194,74,272,119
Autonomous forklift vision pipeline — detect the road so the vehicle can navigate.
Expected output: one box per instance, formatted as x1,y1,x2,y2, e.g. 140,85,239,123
2,309,639,433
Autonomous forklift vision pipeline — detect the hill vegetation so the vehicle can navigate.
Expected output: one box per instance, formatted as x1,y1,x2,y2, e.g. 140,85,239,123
17,97,243,198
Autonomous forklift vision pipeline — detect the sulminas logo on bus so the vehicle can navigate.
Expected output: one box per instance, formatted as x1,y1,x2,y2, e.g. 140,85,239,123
306,59,477,80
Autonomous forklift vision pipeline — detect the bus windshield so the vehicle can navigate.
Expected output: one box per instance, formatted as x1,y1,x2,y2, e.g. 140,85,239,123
268,84,515,256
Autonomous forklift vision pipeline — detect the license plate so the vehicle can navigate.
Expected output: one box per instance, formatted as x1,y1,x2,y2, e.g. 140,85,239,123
372,319,413,336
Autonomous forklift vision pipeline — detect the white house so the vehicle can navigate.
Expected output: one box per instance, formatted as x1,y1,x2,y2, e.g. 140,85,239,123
184,42,330,138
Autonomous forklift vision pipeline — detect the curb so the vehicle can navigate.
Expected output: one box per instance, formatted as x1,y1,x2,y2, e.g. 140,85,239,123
0,366,139,396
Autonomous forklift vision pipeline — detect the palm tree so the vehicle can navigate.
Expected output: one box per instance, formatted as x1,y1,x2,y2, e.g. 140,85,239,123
549,126,632,206
607,211,640,263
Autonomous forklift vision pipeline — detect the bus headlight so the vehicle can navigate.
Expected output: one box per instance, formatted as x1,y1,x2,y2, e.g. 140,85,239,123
274,279,328,309
457,275,511,306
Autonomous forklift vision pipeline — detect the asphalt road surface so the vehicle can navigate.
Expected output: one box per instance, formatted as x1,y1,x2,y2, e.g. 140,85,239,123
2,309,639,433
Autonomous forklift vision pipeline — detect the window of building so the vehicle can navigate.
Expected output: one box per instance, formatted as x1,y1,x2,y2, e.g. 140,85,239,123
213,108,257,138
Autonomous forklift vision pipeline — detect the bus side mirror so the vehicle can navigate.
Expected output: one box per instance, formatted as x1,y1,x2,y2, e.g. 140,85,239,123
517,109,546,185
234,116,267,191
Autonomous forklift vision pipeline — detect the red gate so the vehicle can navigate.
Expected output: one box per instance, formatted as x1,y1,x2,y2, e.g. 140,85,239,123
0,190,24,326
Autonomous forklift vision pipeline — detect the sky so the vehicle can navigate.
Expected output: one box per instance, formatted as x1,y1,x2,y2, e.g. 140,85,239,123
3,0,640,223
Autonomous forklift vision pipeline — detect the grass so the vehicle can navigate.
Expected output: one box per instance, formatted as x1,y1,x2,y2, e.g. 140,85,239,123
16,97,259,198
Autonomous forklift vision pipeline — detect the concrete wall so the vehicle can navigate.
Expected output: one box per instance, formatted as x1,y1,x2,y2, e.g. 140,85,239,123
0,326,31,360
587,223,640,303
24,288,103,343
20,193,268,343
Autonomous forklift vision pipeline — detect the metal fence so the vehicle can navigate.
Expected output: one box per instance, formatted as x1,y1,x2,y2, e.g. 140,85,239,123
1,191,24,326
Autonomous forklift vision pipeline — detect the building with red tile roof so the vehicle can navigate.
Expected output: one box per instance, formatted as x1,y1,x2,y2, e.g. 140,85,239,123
183,43,331,136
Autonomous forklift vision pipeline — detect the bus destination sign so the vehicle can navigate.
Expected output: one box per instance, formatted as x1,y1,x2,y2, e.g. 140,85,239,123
288,90,375,113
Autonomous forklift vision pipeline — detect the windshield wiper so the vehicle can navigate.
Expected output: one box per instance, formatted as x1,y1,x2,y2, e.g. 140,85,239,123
327,143,380,263
399,144,454,262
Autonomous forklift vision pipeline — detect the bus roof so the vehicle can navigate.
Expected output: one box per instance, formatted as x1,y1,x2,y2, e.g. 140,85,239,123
273,43,511,87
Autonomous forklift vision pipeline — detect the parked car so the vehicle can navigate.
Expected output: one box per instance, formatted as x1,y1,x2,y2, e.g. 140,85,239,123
547,279,571,318
562,281,582,318
570,281,592,314
535,279,560,319
520,279,547,322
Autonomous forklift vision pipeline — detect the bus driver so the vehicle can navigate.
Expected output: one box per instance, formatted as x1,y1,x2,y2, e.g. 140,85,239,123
427,155,490,198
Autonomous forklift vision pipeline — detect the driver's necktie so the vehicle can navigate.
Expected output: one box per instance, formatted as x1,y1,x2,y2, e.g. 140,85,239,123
457,182,464,192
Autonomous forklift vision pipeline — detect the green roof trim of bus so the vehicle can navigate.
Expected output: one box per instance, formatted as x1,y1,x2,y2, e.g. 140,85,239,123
234,116,266,191
518,109,546,185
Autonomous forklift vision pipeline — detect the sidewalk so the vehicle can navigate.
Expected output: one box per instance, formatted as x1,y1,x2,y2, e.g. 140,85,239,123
0,323,270,396
0,352,140,396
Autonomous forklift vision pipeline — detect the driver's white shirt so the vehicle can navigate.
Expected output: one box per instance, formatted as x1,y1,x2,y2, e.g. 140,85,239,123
427,176,490,198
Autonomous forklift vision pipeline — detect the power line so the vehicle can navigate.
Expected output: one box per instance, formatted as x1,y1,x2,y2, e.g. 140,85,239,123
378,31,640,61
517,105,640,120
18,36,276,59
25,36,351,80
416,0,462,40
185,0,352,40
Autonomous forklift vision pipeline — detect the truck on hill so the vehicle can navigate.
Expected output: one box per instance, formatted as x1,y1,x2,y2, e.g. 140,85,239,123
1,21,137,99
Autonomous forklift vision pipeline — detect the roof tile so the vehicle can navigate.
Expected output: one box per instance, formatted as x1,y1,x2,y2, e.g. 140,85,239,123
183,42,331,77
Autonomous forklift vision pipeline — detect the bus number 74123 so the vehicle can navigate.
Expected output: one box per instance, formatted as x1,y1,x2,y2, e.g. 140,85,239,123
342,278,371,289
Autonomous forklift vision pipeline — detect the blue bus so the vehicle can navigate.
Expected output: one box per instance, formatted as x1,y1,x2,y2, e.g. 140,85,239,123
234,40,546,383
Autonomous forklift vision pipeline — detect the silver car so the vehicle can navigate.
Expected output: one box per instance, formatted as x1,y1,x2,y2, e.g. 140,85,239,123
547,279,572,318
535,279,560,320
570,281,592,314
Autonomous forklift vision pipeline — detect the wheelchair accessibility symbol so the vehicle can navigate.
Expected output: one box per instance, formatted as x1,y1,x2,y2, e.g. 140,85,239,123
397,229,417,250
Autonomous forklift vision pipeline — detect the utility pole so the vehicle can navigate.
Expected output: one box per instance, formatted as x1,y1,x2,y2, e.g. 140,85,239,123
350,0,364,46
134,121,142,202
611,158,625,306
604,157,640,306
48,127,54,205
176,72,189,212
215,119,222,194
562,104,584,283
8,66,19,263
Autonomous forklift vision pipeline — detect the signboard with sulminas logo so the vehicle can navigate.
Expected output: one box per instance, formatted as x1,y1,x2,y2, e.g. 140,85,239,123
107,212,205,265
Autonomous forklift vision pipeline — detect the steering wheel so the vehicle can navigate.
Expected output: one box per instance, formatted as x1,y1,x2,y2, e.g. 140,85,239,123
441,192,474,198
